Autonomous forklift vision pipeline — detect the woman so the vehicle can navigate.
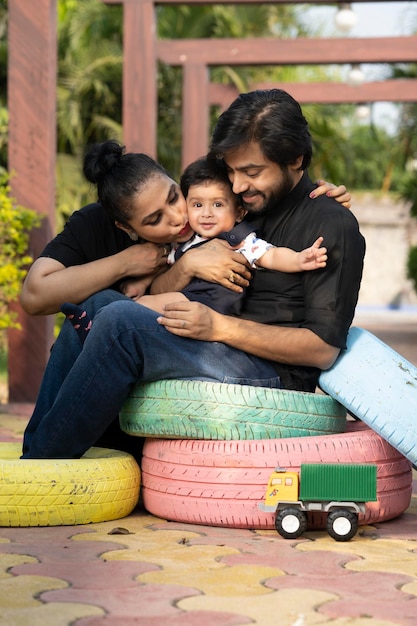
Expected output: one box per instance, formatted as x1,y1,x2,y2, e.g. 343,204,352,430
20,139,351,459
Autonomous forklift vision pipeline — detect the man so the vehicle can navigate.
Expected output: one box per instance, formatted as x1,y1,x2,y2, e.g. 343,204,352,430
196,88,365,391
22,89,364,459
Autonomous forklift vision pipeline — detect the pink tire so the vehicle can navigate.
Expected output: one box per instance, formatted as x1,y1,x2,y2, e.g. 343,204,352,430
141,421,412,530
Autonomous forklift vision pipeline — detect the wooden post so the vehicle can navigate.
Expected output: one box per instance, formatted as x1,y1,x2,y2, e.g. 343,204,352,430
7,0,57,402
104,0,157,156
182,63,209,171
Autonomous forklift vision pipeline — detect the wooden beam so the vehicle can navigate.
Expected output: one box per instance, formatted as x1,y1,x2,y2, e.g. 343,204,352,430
7,0,56,402
105,0,392,5
209,79,417,106
158,36,417,66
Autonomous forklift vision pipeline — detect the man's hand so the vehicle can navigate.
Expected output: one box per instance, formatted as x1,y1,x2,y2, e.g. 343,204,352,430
311,180,352,209
156,300,220,341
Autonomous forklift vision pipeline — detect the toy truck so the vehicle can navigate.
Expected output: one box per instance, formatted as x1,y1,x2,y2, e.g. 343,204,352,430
259,463,377,541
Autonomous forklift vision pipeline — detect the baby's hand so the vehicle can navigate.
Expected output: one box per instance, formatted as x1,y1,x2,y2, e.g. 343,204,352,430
299,237,327,271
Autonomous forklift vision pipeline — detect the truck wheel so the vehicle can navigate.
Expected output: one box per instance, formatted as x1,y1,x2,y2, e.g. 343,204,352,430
326,509,358,541
319,326,417,466
275,507,307,539
120,379,346,440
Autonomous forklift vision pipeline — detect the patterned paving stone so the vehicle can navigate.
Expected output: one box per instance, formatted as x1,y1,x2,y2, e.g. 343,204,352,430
266,566,417,625
41,583,202,618
0,599,102,626
1,407,416,626
297,535,417,578
74,516,285,596
0,570,102,625
0,551,37,576
75,612,250,626
177,587,399,626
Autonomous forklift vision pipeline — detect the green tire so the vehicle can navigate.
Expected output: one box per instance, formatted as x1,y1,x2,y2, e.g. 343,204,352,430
0,444,140,527
120,380,346,440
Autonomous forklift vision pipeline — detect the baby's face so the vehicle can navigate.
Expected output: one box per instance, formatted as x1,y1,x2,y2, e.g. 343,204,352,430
186,181,245,238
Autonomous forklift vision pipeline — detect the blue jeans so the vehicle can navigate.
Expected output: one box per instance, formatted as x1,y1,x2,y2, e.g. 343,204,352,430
22,291,281,459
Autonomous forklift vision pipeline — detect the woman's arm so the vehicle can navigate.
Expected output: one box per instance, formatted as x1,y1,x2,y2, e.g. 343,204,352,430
312,180,351,209
20,243,166,315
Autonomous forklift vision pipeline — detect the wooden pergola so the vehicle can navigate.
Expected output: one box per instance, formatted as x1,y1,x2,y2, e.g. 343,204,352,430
7,0,417,401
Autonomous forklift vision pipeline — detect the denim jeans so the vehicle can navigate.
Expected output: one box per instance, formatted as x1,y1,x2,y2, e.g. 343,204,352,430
22,292,281,459
22,289,129,456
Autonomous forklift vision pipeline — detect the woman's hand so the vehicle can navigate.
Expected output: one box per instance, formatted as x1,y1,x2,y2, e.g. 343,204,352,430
120,275,155,299
311,180,352,209
120,242,168,277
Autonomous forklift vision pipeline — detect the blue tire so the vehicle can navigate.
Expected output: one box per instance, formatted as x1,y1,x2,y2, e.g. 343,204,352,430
319,326,417,466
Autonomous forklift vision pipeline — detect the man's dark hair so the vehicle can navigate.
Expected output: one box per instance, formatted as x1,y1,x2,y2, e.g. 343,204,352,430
209,89,312,171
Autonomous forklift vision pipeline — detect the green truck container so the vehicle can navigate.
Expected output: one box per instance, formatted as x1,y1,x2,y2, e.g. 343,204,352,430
259,463,378,541
299,463,377,502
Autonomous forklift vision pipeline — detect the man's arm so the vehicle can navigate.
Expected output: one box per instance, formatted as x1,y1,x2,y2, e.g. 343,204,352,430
156,301,340,370
20,243,166,315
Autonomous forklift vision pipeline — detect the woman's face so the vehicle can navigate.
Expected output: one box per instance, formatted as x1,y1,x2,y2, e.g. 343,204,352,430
118,173,193,244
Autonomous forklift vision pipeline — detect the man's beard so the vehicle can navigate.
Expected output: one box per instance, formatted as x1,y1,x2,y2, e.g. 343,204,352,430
241,168,294,216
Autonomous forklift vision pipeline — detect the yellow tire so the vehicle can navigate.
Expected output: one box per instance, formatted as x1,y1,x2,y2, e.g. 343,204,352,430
0,443,140,527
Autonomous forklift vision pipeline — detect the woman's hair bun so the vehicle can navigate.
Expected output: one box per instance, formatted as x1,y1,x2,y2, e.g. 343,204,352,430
83,140,125,184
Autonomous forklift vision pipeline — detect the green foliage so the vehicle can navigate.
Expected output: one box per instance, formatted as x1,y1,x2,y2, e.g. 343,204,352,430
407,244,417,294
347,122,400,192
404,171,417,296
391,63,417,295
399,172,417,217
56,153,96,230
57,0,123,157
0,171,41,334
0,104,7,168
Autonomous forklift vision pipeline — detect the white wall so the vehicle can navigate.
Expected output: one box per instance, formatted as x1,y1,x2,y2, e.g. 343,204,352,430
351,195,417,309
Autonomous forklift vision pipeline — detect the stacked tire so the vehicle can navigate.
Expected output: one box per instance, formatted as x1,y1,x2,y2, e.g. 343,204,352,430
139,421,411,530
120,328,414,532
0,444,141,527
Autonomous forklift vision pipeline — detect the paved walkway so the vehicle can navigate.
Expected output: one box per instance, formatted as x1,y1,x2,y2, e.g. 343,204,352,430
0,311,416,625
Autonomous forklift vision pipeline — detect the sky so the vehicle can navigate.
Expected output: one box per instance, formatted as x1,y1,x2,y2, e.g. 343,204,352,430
303,1,417,131
350,1,416,37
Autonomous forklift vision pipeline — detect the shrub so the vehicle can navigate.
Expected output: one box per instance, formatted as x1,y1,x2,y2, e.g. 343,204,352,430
407,245,417,294
0,171,41,335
